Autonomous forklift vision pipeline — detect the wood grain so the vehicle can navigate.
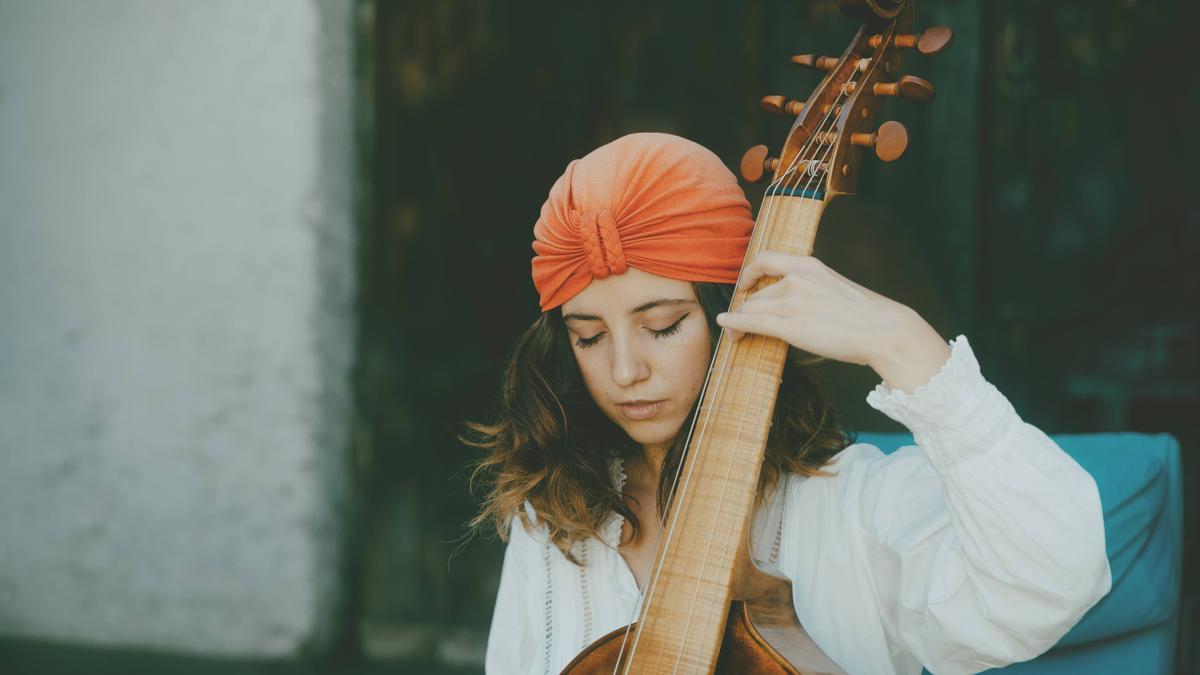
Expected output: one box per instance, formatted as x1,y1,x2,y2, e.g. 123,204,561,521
610,197,832,673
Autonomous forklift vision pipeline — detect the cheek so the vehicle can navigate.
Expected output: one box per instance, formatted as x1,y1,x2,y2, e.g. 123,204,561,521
573,350,608,397
671,330,713,395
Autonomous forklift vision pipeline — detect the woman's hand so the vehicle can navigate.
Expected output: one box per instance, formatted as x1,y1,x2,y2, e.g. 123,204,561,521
714,251,951,394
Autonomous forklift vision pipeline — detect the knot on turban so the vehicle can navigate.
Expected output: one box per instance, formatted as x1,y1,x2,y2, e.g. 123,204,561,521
573,208,628,279
531,132,754,312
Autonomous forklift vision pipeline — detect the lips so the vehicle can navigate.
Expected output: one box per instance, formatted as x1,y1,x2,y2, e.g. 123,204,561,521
616,399,666,421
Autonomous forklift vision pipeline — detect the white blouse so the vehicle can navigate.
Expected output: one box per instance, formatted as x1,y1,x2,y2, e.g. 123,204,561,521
484,335,1112,675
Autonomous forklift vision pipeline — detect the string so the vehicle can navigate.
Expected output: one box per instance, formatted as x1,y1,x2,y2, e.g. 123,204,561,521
607,112,824,675
608,172,787,672
604,200,780,673
629,87,849,674
609,62,861,673
663,77,854,674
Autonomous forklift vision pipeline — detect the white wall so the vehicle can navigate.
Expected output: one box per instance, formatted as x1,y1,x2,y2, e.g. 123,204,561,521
0,0,357,657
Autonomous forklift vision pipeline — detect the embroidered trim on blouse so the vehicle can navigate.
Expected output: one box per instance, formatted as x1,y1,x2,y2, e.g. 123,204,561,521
612,454,628,491
579,539,593,647
542,539,554,675
769,514,783,566
604,456,629,548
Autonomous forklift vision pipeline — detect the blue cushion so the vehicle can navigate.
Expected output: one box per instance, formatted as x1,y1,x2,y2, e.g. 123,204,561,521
855,431,1182,651
985,615,1177,675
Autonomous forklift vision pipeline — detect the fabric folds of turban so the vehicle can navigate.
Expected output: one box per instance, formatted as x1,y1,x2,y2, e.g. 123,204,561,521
530,132,754,312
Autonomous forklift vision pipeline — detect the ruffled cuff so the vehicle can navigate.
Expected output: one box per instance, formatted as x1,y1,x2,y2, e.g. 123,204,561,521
864,334,1023,474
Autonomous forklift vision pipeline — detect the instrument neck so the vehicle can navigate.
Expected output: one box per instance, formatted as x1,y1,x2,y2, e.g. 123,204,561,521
620,195,827,672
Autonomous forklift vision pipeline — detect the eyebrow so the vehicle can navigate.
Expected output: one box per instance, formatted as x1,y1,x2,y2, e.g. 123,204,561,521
562,298,695,322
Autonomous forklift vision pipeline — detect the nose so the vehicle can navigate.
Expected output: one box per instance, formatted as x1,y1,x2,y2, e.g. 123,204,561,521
609,331,650,388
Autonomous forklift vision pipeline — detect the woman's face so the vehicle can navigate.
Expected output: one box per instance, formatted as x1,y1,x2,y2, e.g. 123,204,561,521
561,267,713,449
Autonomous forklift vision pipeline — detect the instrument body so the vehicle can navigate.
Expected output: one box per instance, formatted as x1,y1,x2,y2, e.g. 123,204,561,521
561,1,951,672
563,601,838,674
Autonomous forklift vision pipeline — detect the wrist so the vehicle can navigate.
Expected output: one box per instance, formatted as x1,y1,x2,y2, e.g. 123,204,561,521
867,308,951,394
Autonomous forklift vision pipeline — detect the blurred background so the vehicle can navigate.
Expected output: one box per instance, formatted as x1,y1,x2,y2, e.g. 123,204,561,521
1,0,1195,673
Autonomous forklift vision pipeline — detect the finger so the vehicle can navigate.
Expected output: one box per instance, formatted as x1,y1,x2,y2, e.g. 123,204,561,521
736,251,818,290
736,251,788,290
715,312,745,340
736,294,794,317
715,310,788,343
738,276,794,302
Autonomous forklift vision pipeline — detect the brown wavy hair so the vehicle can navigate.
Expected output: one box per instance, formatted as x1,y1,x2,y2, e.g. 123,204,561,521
461,281,853,563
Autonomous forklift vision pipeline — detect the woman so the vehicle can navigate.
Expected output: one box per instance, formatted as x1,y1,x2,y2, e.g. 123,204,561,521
465,132,1111,674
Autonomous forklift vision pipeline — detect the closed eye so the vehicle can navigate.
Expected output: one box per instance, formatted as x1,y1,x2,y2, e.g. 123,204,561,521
650,313,688,339
575,333,603,349
573,313,689,349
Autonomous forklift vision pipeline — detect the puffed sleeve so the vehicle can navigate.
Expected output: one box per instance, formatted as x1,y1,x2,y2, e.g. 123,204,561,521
858,334,1112,675
485,514,537,674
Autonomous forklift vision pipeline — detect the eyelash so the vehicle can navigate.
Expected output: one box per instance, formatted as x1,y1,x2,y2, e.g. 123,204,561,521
574,313,688,350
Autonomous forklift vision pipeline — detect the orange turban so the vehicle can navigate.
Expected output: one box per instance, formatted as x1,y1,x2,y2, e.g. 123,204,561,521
531,132,754,312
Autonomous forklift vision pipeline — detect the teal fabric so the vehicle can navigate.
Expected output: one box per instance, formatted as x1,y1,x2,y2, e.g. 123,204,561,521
987,616,1177,675
854,432,1182,675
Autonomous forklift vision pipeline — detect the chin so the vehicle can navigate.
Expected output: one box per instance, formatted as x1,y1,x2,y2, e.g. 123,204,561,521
617,417,683,446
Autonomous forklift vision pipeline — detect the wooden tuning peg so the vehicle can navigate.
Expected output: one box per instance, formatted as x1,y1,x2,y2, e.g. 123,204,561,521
914,26,954,55
869,26,954,55
873,75,935,103
760,95,805,117
740,145,780,182
791,54,838,71
850,120,908,162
